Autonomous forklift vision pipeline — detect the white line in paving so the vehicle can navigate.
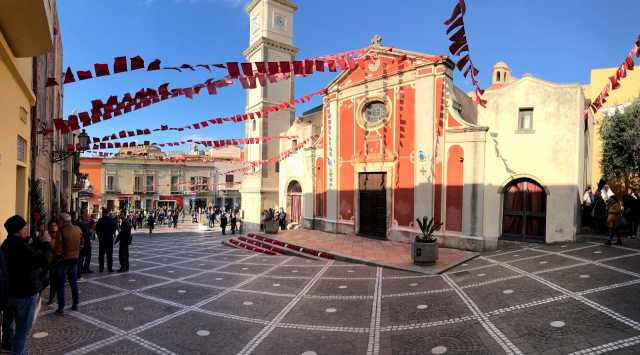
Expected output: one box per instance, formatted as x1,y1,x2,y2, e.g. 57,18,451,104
566,334,640,355
442,274,523,355
237,261,334,355
366,267,382,355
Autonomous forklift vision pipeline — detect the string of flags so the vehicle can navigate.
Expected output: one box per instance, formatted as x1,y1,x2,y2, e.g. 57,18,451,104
222,135,317,176
47,48,368,87
48,46,425,135
91,88,327,143
444,0,487,107
70,135,296,153
585,35,639,121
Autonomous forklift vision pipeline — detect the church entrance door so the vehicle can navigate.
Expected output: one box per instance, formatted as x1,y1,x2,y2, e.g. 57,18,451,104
358,172,387,239
287,180,302,224
501,178,547,243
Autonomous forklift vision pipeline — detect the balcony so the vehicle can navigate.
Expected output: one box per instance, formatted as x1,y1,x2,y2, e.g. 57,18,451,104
0,0,53,57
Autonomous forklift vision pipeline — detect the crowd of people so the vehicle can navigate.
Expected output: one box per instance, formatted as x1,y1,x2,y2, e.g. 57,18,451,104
0,208,133,354
198,207,240,235
582,180,639,245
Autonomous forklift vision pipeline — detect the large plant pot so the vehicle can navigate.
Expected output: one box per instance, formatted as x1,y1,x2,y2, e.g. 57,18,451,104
412,240,438,264
264,220,280,234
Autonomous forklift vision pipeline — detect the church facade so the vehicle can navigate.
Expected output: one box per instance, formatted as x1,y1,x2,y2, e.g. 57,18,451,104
241,0,592,251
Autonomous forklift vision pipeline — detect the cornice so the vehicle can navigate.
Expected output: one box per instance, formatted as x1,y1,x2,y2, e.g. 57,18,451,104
246,0,298,14
243,37,298,58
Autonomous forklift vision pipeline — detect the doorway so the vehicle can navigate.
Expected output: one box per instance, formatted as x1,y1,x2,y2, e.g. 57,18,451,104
287,180,302,224
501,178,547,243
358,172,387,239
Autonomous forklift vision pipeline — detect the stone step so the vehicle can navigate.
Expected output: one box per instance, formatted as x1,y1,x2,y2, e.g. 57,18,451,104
223,237,279,256
246,233,335,260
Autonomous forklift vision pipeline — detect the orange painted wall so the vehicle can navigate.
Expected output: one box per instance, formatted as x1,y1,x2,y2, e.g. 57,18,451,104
445,145,464,232
394,85,415,227
338,100,355,220
79,157,103,194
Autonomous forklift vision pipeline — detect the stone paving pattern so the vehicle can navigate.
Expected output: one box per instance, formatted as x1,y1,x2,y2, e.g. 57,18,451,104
24,225,640,354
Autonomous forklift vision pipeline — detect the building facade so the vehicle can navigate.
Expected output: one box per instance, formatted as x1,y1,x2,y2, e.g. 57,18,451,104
80,146,244,214
243,0,592,250
0,0,55,241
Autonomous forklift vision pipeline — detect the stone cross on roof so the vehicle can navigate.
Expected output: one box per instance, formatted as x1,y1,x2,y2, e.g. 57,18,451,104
371,34,382,47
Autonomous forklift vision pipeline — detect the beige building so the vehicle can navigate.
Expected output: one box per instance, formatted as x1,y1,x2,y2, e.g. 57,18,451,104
85,145,244,214
0,0,55,241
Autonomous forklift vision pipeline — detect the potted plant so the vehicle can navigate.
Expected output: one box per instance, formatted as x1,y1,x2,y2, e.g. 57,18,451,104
264,208,280,234
412,216,443,264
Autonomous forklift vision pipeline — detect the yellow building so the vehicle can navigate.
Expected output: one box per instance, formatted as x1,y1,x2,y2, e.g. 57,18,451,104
587,66,640,189
0,0,54,241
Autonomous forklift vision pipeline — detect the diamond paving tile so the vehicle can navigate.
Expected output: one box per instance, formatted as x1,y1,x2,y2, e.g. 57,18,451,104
536,263,638,292
140,281,223,306
137,310,263,355
485,248,548,262
85,339,158,355
26,312,113,355
490,298,639,354
175,259,228,270
321,265,377,278
201,290,293,321
183,271,251,288
380,291,472,327
306,278,375,297
265,265,323,278
381,275,450,295
463,276,563,313
380,320,506,355
239,276,309,295
216,263,276,275
601,254,640,274
508,253,584,273
255,328,369,355
563,245,638,261
93,272,168,291
142,256,190,265
446,264,520,288
282,297,373,328
140,265,200,279
584,283,640,322
80,294,181,331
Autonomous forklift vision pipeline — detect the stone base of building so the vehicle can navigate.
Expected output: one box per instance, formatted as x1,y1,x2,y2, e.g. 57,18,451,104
303,218,489,252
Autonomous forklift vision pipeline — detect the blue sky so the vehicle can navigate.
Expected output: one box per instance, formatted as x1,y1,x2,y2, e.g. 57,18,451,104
58,0,639,152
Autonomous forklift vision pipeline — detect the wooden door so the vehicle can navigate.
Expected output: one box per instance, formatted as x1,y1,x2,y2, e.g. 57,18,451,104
501,179,546,243
358,173,387,239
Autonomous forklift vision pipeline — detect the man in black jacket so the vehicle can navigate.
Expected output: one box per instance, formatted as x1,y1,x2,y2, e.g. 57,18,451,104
0,246,10,352
115,214,132,272
1,215,52,355
95,209,117,272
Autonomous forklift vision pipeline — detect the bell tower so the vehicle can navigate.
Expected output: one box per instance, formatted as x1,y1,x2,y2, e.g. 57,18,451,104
240,0,298,230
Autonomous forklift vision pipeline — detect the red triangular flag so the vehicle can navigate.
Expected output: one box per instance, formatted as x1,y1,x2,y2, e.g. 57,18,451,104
226,62,241,77
130,56,144,70
46,77,59,87
147,59,161,71
94,63,110,77
63,67,75,84
114,56,127,73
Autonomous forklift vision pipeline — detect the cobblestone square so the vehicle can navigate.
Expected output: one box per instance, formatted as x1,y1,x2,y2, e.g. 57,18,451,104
25,229,640,354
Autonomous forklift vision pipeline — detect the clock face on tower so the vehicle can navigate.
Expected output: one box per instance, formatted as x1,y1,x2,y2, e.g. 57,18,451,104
274,13,287,30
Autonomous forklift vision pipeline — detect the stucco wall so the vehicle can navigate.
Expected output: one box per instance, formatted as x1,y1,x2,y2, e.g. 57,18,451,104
478,76,585,244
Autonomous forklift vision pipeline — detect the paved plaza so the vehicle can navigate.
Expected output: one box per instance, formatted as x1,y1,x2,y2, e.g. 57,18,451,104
27,226,640,355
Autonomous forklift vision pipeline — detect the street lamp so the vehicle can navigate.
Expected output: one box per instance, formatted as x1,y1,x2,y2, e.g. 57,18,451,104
51,129,91,162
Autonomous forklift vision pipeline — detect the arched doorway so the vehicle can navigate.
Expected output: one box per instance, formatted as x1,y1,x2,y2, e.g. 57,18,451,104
501,178,547,243
287,180,302,224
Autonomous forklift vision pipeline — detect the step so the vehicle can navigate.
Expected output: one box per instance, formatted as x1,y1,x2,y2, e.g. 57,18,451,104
247,233,335,260
237,236,289,254
223,238,279,256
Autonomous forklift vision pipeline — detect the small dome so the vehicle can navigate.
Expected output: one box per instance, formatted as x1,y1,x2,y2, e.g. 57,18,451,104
494,61,509,69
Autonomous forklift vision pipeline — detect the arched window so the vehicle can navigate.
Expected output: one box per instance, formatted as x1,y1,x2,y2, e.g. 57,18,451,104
496,71,501,82
501,178,546,243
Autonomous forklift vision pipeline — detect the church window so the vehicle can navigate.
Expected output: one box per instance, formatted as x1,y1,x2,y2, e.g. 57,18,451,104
364,101,387,124
496,71,501,82
518,108,534,131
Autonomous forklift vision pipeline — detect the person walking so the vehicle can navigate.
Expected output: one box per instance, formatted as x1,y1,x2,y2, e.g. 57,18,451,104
220,213,228,235
77,211,93,277
172,211,178,229
278,208,287,231
1,215,52,355
623,187,639,239
44,220,60,306
147,213,155,234
115,214,133,272
54,214,83,315
96,209,117,273
230,214,237,235
606,196,623,246
581,185,594,231
0,244,10,353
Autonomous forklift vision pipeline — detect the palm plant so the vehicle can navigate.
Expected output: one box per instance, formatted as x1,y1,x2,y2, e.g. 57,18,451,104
415,216,442,243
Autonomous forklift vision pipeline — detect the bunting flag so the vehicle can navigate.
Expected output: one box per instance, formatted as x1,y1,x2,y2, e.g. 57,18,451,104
444,0,487,107
74,135,296,153
93,88,327,142
46,71,293,134
221,135,317,176
585,34,639,122
46,48,368,87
